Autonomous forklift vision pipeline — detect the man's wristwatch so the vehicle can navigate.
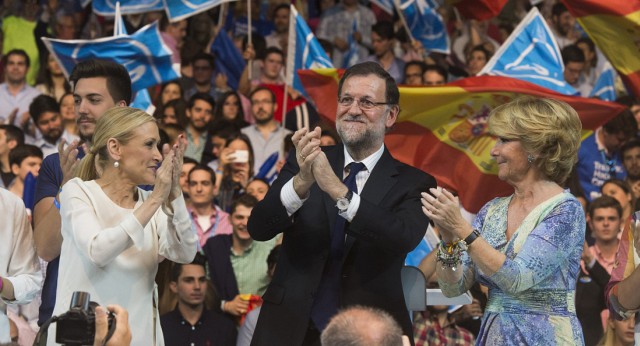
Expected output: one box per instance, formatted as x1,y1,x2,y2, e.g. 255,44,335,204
459,229,481,251
336,190,354,212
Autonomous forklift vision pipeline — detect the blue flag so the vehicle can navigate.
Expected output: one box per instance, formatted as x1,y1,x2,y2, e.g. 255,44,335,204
342,19,360,69
43,22,179,92
286,5,334,96
590,62,617,101
130,89,157,114
93,0,163,15
480,7,577,96
164,0,237,22
210,31,245,90
397,0,450,54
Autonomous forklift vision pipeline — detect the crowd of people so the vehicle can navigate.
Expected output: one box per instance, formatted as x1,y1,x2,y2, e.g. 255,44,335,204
1,0,640,345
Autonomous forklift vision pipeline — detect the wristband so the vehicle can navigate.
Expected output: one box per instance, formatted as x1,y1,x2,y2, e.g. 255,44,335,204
53,187,62,210
220,300,226,312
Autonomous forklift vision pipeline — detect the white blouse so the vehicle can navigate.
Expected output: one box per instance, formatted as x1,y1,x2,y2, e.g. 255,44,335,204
50,178,197,345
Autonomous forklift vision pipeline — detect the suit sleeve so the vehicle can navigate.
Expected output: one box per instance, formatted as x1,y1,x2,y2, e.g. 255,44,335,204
347,169,436,254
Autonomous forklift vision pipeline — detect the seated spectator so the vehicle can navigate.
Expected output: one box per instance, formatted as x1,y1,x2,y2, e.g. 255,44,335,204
35,53,71,102
423,64,448,86
58,92,80,141
601,179,634,224
562,44,590,96
156,80,184,107
621,140,640,203
161,253,237,346
0,188,42,344
184,52,228,103
264,4,290,51
465,44,492,77
203,195,276,321
30,94,64,158
184,93,215,162
321,306,410,346
215,133,255,212
155,98,188,127
202,121,240,172
8,144,42,200
404,60,427,86
577,196,623,345
179,157,199,206
245,178,270,201
362,21,405,84
0,124,24,188
597,313,635,346
215,90,248,128
188,165,233,248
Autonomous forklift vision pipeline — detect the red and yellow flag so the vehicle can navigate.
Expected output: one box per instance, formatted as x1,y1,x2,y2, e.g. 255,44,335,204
300,70,626,213
562,0,640,96
446,0,508,21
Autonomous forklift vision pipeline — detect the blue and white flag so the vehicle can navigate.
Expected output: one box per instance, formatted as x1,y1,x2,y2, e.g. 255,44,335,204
130,89,156,114
93,0,163,15
210,30,245,90
396,0,450,54
480,7,578,96
342,19,360,69
590,62,617,101
164,0,237,22
43,22,179,92
286,5,334,96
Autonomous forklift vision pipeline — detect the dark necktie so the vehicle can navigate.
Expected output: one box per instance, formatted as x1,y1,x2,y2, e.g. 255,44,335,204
310,161,366,331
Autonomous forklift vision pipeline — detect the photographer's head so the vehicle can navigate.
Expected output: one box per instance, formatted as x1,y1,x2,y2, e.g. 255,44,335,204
170,253,208,308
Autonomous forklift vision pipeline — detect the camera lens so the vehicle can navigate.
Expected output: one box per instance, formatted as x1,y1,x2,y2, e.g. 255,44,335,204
70,291,91,310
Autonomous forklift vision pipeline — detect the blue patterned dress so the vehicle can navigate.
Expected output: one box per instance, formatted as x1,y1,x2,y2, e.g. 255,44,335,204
440,191,585,345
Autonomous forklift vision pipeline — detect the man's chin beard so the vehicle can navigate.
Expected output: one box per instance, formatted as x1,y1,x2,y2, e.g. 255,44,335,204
43,134,63,144
255,116,273,126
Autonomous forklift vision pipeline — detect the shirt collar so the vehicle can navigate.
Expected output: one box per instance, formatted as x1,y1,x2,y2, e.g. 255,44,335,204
342,144,385,174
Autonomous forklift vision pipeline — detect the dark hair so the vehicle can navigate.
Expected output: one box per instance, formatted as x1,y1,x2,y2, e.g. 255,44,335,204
183,156,199,166
155,98,189,127
170,252,207,282
230,193,258,215
338,62,399,105
317,38,333,58
320,129,340,145
192,52,216,70
3,49,30,68
621,139,640,157
10,144,43,167
272,3,290,17
29,95,60,124
188,164,217,186
264,47,285,62
157,81,184,105
69,60,132,104
551,3,569,18
242,33,267,60
215,91,246,125
36,52,72,96
187,92,216,111
467,44,493,62
222,133,255,178
0,125,25,146
404,60,427,76
603,109,637,139
250,86,277,103
561,45,585,65
372,21,395,40
588,195,622,219
616,95,640,108
424,64,448,82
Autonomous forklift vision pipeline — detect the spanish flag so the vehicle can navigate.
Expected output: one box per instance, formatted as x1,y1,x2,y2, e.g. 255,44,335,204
299,70,626,212
562,0,640,96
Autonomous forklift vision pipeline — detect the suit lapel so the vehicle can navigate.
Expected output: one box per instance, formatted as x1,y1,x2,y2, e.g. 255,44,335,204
343,148,398,256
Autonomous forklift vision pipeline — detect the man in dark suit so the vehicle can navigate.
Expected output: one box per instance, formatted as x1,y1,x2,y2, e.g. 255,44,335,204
248,62,436,345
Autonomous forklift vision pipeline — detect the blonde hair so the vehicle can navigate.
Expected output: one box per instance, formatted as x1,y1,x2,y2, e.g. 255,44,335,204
75,107,157,181
488,97,582,185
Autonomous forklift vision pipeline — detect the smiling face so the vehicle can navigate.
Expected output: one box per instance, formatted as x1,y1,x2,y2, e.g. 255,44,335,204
117,122,162,185
489,138,530,184
74,77,118,142
231,204,253,242
336,75,397,153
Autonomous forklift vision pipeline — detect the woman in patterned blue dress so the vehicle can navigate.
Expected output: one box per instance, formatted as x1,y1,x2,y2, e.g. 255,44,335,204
422,97,585,345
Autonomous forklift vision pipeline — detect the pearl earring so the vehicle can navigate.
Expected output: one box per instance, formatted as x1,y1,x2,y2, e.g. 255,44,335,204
114,161,120,168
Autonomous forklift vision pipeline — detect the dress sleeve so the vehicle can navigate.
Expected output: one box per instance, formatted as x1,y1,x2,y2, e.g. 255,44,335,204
487,198,585,295
157,195,198,264
2,194,42,304
61,179,147,267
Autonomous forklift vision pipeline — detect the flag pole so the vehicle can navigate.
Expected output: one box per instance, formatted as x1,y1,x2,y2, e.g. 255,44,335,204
394,0,415,43
282,5,297,130
247,0,253,81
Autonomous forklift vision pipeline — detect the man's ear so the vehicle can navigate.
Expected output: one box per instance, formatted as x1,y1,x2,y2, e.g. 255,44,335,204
7,139,18,151
169,281,178,294
106,137,122,162
385,104,399,129
116,100,127,107
11,163,19,175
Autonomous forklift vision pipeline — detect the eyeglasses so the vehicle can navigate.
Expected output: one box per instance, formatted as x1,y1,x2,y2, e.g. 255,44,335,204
337,96,390,110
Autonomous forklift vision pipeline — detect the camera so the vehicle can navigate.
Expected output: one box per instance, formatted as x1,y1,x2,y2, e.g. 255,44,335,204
55,291,115,346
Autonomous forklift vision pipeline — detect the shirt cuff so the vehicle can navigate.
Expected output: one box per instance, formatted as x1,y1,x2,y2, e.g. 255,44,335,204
338,193,360,222
280,178,308,216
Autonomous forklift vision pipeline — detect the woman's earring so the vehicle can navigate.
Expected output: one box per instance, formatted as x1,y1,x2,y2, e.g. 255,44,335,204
527,154,535,164
114,161,120,168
